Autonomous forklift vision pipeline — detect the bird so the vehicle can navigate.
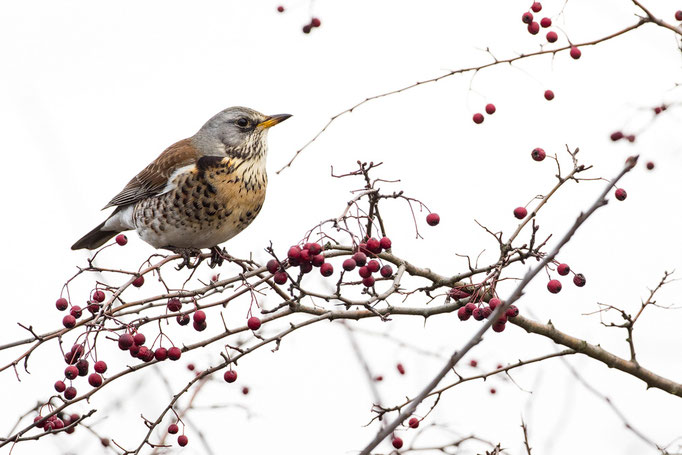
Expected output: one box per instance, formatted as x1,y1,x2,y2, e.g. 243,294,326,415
71,106,291,265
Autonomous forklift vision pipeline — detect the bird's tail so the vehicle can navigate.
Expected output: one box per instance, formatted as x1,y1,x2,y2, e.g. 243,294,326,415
71,221,120,250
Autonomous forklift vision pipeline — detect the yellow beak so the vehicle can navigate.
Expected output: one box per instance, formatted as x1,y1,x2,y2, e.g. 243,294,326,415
258,113,292,129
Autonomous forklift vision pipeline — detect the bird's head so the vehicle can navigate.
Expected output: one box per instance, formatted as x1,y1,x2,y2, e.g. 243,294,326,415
192,106,291,159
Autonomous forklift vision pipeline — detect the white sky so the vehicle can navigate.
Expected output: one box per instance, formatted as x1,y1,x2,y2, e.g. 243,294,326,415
1,1,681,454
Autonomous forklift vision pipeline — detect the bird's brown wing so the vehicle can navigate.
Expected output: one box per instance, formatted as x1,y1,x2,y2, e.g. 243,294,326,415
103,138,199,209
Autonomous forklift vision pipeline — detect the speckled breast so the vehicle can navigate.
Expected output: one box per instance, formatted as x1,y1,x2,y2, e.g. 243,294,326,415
133,157,267,249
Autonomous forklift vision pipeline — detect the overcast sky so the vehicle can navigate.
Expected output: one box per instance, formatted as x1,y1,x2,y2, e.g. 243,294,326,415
1,1,681,454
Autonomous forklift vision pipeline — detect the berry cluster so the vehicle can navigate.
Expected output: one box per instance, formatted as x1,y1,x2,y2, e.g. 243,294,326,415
546,262,586,293
610,131,636,143
453,294,518,333
267,241,334,285
342,237,394,287
472,103,496,124
57,288,108,328
33,411,81,434
302,17,322,34
520,2,564,47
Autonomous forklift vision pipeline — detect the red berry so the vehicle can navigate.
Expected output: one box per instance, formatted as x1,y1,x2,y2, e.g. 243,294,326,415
94,361,107,374
488,298,501,310
485,103,496,115
380,264,393,278
531,2,542,12
505,305,519,318
302,24,312,34
300,249,312,263
88,373,103,387
224,370,238,383
64,386,77,400
247,316,262,331
531,147,546,161
312,254,325,267
129,345,140,357
176,314,190,326
646,161,654,170
56,297,68,311
490,387,497,394
168,423,179,434
513,207,528,219
392,437,404,449
167,298,182,312
546,31,558,42
464,302,476,314
266,259,279,274
615,188,627,201
569,46,581,59
492,322,506,332
362,276,375,287
358,266,371,278
193,310,206,324
527,21,540,35
408,417,419,428
70,306,82,319
65,365,79,379
118,333,134,350
469,359,478,367
87,302,100,314
482,306,493,318
274,271,288,285
366,237,381,253
309,243,322,255
132,276,144,287
547,279,562,294
540,17,552,28
311,17,321,27
242,386,250,395
187,363,195,371
55,380,66,392
675,10,682,21
522,11,534,24
374,375,383,381
557,263,570,276
352,252,367,266
193,320,207,332
342,258,357,271
367,260,380,273
154,347,168,361
397,363,406,375
626,134,636,143
92,290,106,303
610,131,624,141
379,237,392,250
133,333,146,345
168,347,182,361
544,89,554,100
137,346,153,362
277,5,284,13
115,234,128,246
287,246,301,261
457,307,471,321
34,415,46,428
178,435,188,447
573,273,586,287
473,112,484,124
426,213,440,226
472,308,484,320
320,262,334,277
63,315,76,328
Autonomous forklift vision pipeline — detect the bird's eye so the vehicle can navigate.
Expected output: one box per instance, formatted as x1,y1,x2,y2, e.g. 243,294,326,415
236,118,249,128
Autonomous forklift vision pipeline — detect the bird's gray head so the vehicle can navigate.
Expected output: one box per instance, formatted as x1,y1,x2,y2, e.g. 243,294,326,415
192,106,291,160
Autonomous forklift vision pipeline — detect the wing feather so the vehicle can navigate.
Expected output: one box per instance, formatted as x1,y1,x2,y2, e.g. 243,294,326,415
103,138,199,209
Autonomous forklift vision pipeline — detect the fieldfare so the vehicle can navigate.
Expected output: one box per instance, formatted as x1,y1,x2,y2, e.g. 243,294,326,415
72,106,291,262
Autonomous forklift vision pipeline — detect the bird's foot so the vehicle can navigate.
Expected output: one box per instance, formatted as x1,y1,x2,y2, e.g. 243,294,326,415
209,246,229,268
166,247,204,270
